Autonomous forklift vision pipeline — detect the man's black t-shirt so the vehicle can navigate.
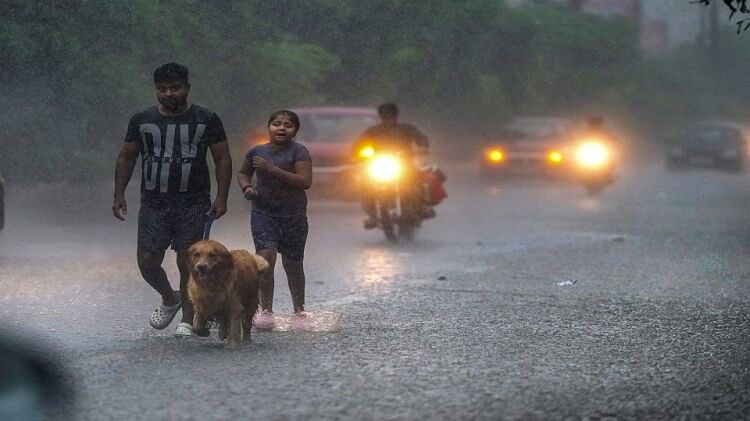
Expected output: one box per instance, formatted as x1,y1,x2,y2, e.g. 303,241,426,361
124,105,227,205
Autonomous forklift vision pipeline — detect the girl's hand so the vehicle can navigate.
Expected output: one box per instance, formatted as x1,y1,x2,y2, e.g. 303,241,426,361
252,156,274,172
243,185,258,201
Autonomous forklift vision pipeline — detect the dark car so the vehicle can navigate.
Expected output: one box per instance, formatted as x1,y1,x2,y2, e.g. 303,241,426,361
665,122,749,172
479,117,571,178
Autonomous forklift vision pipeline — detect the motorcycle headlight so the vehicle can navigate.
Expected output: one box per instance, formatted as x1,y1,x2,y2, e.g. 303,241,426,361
367,155,402,183
575,142,610,168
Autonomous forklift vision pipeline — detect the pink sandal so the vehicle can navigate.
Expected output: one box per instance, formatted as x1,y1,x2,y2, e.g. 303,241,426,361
253,310,275,331
290,311,308,331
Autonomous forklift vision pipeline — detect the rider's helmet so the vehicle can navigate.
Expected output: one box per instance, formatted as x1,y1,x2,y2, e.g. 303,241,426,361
378,103,399,120
586,115,604,129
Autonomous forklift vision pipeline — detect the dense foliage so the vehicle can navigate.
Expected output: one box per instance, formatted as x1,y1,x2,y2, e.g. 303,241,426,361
0,0,745,180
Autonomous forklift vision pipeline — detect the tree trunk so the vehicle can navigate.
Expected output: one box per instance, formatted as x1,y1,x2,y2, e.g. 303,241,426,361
709,0,719,59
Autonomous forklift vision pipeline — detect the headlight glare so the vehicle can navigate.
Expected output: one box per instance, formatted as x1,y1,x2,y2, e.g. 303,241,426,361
487,149,504,162
575,142,609,168
358,146,375,159
367,155,402,183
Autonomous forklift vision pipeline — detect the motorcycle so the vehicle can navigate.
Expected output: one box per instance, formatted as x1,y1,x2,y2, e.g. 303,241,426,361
357,147,423,242
571,137,616,196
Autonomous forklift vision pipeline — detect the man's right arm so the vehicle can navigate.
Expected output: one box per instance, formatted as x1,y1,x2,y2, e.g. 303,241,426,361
112,141,140,220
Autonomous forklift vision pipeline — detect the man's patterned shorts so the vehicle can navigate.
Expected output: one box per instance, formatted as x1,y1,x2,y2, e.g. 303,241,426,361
138,199,210,252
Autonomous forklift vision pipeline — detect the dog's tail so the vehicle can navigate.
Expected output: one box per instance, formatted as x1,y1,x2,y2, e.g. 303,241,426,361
252,255,270,273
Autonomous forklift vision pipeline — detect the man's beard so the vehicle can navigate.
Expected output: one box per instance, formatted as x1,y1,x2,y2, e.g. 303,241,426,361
159,96,188,111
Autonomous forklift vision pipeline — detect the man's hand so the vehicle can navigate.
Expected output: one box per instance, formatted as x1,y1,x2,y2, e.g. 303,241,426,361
243,185,259,201
208,199,227,219
252,156,274,172
112,197,128,221
113,141,140,221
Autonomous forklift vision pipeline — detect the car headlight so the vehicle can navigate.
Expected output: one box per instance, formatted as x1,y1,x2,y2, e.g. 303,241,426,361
486,148,504,163
548,150,563,164
367,154,402,183
575,142,610,168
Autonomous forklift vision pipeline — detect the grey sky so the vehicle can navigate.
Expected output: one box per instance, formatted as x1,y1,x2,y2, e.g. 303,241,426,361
645,0,703,44
508,0,724,46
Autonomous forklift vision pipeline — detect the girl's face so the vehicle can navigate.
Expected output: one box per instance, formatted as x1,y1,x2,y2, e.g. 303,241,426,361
268,114,299,145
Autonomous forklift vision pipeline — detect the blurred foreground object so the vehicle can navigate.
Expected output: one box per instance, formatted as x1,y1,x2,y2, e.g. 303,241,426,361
0,329,72,420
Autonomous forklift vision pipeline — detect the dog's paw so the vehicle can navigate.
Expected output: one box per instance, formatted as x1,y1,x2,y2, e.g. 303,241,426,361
194,327,211,337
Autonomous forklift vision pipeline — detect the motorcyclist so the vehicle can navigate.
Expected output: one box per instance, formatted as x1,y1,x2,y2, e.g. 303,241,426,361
582,116,609,138
580,115,618,153
353,103,429,229
575,115,618,191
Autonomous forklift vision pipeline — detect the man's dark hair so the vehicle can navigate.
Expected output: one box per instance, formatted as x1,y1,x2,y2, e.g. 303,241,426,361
153,62,189,84
378,102,399,118
268,109,301,130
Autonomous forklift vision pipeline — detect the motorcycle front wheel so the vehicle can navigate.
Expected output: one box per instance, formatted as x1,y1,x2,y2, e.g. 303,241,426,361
583,183,606,197
379,202,398,242
397,217,415,242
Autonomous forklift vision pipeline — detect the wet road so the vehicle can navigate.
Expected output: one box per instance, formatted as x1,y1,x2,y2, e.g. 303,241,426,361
1,162,749,419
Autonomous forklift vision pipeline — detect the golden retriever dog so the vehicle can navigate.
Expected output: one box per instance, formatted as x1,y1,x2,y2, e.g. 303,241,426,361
187,240,269,346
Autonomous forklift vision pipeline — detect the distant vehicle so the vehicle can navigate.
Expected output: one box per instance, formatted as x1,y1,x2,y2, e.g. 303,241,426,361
665,122,749,172
247,107,379,190
569,128,617,196
479,117,572,178
355,149,425,242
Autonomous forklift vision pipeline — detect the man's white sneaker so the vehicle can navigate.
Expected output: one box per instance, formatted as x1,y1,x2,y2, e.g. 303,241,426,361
174,322,194,337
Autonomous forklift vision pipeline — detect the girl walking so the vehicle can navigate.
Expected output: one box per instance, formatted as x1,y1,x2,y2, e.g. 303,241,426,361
237,110,312,330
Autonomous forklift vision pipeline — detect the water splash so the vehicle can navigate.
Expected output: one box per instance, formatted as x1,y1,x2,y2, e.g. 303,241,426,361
254,310,342,332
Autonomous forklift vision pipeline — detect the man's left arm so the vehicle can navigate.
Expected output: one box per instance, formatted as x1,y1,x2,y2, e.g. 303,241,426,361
209,141,232,218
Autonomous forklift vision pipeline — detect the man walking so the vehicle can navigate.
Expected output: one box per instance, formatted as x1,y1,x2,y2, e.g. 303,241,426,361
112,62,232,336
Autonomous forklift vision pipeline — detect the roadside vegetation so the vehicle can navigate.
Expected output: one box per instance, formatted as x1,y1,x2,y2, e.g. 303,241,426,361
1,0,746,180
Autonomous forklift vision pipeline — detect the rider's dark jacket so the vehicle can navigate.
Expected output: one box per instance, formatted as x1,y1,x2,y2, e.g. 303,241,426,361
352,122,429,158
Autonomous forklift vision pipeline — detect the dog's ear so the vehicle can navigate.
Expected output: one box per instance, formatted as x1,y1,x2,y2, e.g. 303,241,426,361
220,249,234,271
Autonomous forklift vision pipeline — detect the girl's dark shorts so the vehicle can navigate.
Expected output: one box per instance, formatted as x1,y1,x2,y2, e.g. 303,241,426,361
138,199,210,252
250,211,308,261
